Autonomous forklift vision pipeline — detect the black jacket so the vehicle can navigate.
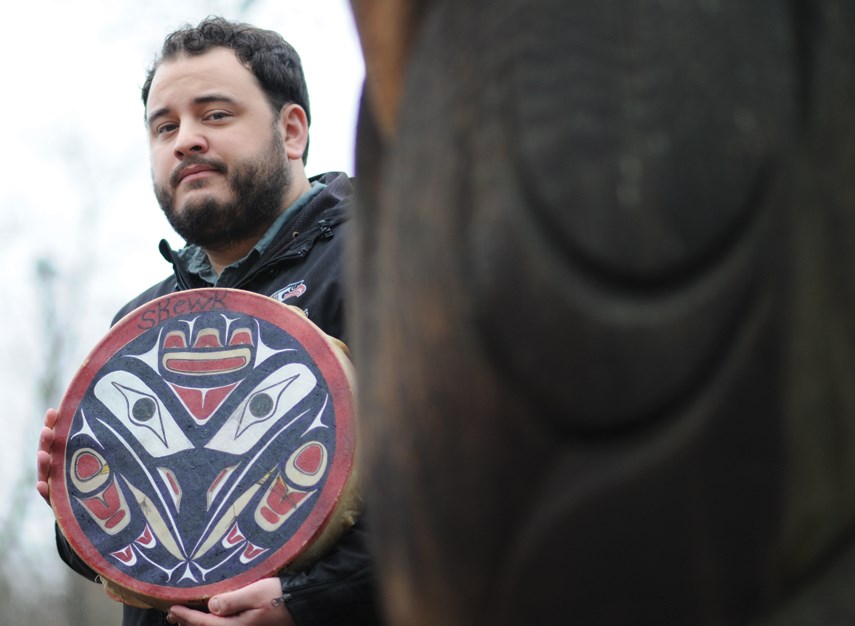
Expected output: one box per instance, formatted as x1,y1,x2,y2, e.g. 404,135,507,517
55,172,382,626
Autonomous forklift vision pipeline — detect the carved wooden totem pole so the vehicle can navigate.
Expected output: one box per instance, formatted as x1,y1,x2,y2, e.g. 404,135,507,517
349,1,855,624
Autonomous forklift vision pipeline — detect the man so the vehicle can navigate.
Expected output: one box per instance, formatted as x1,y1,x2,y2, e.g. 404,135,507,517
36,16,380,626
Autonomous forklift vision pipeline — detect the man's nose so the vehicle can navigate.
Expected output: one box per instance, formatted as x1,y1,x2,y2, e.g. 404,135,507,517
173,123,208,159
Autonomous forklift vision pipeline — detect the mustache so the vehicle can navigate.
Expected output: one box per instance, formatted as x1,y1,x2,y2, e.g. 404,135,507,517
170,158,227,188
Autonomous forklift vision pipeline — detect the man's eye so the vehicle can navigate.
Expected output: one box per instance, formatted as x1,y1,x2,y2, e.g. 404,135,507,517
207,111,231,121
156,123,177,136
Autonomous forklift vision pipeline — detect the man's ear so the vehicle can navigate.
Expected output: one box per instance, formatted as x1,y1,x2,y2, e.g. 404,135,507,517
279,104,309,161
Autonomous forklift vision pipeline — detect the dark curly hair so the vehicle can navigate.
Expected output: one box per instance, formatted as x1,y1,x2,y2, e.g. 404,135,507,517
142,16,311,161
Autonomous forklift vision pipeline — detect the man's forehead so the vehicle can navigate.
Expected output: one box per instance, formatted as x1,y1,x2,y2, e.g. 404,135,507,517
146,47,255,111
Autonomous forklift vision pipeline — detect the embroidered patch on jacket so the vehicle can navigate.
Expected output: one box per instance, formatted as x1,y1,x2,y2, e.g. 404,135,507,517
271,281,306,303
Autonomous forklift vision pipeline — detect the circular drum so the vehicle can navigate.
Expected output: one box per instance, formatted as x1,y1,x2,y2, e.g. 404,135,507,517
49,288,359,610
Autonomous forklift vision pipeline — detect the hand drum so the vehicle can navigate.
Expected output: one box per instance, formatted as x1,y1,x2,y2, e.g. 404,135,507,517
49,288,359,610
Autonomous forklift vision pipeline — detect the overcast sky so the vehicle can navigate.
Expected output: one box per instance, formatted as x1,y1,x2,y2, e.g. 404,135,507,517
0,0,363,592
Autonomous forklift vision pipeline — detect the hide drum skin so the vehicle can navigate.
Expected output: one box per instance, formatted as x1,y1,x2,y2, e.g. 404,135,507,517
49,288,359,610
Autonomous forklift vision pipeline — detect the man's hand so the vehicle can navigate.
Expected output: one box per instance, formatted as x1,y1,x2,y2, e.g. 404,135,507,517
167,578,295,626
36,408,58,506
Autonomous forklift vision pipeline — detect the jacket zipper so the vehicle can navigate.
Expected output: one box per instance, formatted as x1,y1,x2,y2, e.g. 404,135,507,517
167,218,340,291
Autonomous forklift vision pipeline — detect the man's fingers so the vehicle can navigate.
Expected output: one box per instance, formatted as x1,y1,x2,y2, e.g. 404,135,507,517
38,425,55,454
36,449,52,505
35,479,50,505
44,407,58,428
36,450,51,479
36,411,58,507
208,577,282,615
167,604,206,625
168,578,295,626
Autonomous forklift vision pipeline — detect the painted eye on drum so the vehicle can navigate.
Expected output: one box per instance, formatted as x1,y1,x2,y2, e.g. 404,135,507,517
94,371,194,457
238,378,300,435
117,385,166,432
132,397,157,422
248,393,275,418
205,363,318,455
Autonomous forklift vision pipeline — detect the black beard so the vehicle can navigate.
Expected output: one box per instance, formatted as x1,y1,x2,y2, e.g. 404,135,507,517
154,133,292,250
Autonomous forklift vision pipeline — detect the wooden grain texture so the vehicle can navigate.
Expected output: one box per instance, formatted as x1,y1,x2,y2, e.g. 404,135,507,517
349,1,855,624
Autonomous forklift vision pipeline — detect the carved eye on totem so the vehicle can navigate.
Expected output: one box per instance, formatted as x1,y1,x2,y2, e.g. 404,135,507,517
94,371,194,458
206,363,318,455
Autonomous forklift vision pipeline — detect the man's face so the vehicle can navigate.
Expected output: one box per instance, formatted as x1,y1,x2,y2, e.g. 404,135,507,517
146,47,291,249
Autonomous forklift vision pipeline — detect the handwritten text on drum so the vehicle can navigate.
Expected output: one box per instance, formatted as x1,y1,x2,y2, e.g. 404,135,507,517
137,293,229,329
